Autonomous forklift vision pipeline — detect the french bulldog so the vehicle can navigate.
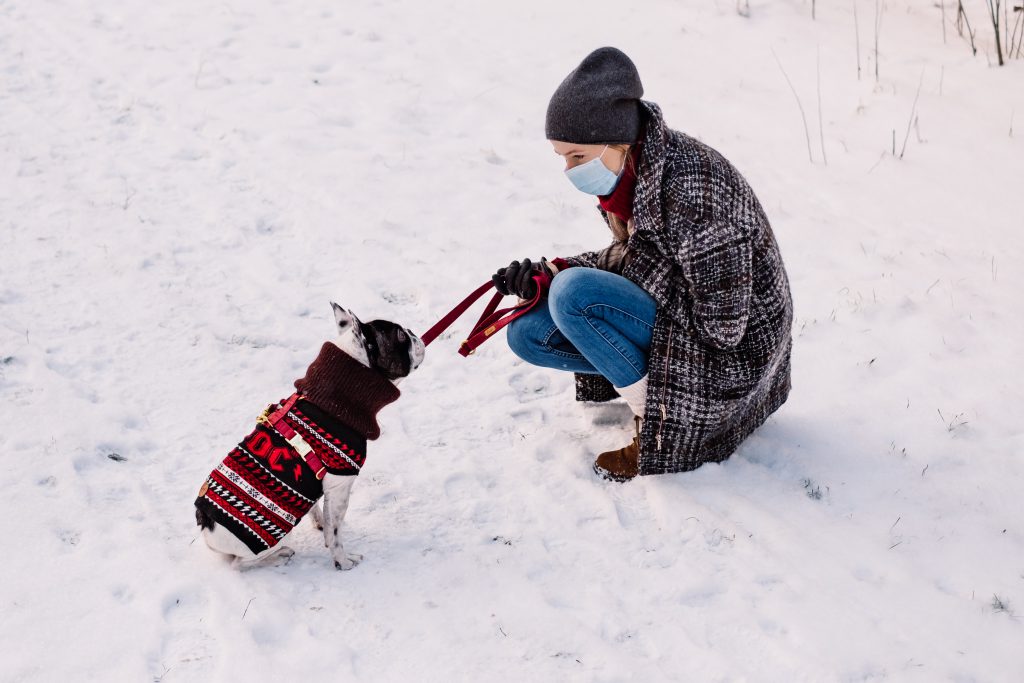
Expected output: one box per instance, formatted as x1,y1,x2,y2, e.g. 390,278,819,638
194,302,424,570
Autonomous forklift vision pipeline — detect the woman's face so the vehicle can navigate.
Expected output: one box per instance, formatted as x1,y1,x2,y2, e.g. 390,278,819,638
550,140,628,173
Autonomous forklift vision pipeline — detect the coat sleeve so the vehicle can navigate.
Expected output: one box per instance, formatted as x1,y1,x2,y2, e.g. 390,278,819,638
564,248,602,269
675,218,753,350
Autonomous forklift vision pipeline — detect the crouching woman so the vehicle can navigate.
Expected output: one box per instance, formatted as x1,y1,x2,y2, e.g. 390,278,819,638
497,47,794,481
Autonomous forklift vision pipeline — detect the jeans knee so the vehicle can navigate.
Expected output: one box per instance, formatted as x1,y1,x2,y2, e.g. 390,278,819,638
549,268,593,325
506,317,538,362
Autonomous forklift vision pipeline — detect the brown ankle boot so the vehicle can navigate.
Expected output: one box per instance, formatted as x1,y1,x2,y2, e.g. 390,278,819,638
593,418,640,482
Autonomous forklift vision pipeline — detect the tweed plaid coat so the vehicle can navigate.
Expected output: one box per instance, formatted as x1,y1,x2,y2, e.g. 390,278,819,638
565,101,793,475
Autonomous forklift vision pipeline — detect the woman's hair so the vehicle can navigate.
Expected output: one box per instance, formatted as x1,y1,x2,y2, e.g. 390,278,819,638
604,144,634,243
606,211,630,243
608,143,635,172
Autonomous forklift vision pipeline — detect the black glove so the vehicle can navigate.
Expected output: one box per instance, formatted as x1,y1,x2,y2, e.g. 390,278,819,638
492,258,550,299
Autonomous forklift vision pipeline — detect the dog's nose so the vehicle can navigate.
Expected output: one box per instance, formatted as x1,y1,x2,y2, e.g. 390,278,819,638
410,333,426,369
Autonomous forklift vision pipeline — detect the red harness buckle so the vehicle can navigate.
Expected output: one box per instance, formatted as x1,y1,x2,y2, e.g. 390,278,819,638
259,393,328,480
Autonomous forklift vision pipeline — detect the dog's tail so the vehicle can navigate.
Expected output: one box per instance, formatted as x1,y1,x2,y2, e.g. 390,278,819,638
195,505,216,530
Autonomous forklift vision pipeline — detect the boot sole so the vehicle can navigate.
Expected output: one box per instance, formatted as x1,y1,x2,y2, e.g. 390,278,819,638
593,462,637,483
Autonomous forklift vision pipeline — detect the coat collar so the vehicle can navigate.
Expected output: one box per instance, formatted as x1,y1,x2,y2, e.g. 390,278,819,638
630,101,674,249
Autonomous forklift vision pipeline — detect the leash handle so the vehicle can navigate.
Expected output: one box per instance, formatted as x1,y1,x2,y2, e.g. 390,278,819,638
421,275,547,357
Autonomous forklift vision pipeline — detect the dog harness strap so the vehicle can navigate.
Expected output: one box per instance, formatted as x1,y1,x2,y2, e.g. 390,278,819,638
261,393,328,480
421,276,546,357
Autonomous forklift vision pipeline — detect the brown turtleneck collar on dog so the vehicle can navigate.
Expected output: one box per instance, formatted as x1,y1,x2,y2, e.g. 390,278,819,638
294,342,401,440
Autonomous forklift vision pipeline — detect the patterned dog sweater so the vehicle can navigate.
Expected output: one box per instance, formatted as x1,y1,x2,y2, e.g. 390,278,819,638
195,344,401,555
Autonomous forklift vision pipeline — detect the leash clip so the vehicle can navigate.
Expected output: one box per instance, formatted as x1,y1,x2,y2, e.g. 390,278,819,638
256,405,272,426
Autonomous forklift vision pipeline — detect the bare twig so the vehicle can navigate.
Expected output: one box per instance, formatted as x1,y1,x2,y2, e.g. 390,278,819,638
771,48,815,163
988,0,1006,65
958,1,979,55
899,69,925,159
875,0,884,82
867,150,887,173
942,0,948,43
1011,5,1024,58
854,0,863,79
817,46,828,165
1011,6,1024,58
992,594,1012,614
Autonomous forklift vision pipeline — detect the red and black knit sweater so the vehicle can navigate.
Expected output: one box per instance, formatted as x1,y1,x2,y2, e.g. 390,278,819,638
195,343,400,555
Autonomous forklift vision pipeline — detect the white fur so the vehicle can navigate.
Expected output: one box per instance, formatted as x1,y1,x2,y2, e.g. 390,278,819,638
200,301,421,570
331,302,370,366
320,474,362,569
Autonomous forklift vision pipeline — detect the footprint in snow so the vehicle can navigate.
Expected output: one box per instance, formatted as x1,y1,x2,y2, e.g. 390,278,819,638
157,585,216,677
508,371,550,403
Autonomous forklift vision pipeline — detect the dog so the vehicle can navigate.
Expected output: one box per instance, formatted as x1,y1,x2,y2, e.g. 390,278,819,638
194,302,425,570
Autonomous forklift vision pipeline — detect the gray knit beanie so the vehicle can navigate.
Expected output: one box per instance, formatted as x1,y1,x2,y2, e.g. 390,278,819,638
545,47,644,144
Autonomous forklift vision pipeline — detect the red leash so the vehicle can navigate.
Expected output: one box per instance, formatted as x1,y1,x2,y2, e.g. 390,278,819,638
421,276,546,357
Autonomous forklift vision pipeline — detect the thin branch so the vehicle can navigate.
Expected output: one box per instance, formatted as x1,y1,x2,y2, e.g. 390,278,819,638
875,0,884,82
988,0,1006,65
899,69,925,159
1011,7,1024,58
854,0,863,79
817,46,828,165
941,0,948,44
958,1,979,55
771,47,815,163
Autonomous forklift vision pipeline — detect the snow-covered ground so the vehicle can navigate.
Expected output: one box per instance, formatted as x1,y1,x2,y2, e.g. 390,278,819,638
2,1,1022,680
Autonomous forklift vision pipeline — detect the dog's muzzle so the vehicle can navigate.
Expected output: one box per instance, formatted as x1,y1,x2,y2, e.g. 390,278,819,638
409,332,426,370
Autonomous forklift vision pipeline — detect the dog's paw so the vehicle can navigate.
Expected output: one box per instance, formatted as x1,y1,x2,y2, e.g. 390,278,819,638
333,553,363,571
235,546,294,571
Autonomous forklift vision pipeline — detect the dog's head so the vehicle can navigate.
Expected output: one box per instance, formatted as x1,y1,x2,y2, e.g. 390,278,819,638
330,302,425,382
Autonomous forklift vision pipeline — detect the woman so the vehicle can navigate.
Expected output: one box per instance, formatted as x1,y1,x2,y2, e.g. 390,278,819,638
495,47,793,481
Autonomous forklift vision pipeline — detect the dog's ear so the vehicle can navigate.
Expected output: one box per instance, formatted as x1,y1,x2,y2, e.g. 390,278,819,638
330,302,358,331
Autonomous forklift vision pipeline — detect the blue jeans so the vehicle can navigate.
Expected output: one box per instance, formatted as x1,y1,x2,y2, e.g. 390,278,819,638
506,268,657,387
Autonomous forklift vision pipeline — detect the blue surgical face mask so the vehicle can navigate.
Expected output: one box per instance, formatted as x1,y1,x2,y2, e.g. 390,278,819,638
564,145,625,196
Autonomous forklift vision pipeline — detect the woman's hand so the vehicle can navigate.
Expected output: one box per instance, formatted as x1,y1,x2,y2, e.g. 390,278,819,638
492,258,557,299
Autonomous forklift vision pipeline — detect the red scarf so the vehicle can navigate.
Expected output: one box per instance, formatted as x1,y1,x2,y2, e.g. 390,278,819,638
597,144,641,222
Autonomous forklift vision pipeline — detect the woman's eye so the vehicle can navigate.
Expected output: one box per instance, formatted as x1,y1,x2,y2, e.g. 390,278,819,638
572,155,585,161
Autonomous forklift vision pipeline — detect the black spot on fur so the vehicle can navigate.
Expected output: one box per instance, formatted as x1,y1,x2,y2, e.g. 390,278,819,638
195,506,215,530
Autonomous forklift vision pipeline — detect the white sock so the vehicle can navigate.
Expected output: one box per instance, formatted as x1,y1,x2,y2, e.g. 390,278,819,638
615,374,648,418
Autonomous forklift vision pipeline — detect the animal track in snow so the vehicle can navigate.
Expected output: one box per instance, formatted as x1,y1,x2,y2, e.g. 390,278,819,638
508,371,551,403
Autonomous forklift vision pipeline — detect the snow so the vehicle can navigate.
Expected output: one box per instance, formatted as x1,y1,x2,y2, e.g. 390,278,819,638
2,0,1022,680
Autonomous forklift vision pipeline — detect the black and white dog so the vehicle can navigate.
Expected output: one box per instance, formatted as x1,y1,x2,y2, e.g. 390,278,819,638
195,302,424,570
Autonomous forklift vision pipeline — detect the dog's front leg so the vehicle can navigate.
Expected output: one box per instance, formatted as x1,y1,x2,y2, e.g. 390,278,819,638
321,473,362,570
